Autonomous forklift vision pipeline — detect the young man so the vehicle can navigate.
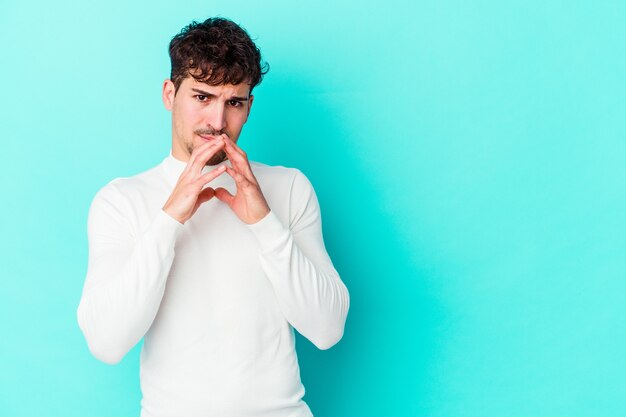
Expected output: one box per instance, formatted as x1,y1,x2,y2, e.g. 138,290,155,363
77,18,349,417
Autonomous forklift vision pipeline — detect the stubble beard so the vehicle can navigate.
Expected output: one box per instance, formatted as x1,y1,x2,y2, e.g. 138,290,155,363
186,142,227,166
189,128,229,166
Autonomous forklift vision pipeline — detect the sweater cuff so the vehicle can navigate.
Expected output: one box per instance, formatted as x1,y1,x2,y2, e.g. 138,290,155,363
149,209,184,242
247,210,290,253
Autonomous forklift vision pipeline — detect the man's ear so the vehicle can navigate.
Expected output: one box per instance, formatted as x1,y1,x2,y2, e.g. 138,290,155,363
162,79,175,110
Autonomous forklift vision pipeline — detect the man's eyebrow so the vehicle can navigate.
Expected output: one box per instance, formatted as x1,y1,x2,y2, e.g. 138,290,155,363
191,88,216,97
191,88,249,101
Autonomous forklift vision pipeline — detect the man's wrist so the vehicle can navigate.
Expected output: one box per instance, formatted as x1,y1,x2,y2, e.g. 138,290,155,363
162,203,187,225
248,206,271,225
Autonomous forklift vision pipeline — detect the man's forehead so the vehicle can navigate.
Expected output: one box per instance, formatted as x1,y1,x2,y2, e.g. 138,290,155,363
186,77,251,96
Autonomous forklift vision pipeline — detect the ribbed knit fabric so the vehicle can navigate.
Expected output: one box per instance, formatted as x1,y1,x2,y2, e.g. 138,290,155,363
77,155,349,417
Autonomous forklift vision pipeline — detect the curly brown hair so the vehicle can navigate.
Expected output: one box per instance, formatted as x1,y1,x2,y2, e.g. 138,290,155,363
168,17,269,94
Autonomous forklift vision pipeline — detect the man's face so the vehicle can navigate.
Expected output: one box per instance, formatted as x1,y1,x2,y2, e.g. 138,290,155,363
162,76,254,165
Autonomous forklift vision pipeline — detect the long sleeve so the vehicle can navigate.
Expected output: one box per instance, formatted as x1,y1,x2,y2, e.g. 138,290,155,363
248,171,349,350
77,182,182,364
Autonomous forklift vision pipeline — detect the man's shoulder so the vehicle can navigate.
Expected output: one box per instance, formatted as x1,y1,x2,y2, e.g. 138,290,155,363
249,161,317,208
92,161,167,204
250,161,308,184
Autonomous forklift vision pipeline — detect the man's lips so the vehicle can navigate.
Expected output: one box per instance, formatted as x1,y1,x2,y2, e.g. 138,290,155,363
198,133,218,142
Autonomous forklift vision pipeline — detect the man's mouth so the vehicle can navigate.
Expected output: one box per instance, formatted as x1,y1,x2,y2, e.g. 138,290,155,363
198,134,214,141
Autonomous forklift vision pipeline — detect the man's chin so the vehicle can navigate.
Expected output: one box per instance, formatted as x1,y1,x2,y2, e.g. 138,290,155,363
205,151,227,166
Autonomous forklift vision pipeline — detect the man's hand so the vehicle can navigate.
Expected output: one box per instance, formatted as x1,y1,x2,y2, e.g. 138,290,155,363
214,136,271,224
162,138,227,224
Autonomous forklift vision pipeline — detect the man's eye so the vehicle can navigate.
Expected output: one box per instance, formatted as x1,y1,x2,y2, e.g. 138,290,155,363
229,100,242,107
195,95,207,101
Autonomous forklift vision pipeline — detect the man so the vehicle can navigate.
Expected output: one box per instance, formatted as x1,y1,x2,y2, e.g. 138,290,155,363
77,17,349,417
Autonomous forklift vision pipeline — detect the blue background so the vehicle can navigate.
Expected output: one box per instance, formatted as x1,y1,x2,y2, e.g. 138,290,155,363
2,1,626,416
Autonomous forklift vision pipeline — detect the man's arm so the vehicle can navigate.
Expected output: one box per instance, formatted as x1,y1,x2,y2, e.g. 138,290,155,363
77,186,182,364
215,137,349,349
248,171,350,350
77,139,227,364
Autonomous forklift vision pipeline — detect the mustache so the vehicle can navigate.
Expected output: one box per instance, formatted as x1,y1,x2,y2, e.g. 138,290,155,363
195,128,228,137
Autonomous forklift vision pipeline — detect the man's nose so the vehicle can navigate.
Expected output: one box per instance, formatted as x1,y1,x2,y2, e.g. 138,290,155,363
204,102,227,132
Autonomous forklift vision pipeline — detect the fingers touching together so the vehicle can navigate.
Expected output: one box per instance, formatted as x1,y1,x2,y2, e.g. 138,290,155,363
215,136,270,224
163,135,270,225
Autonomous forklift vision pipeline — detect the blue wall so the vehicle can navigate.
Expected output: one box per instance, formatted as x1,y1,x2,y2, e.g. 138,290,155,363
2,1,626,416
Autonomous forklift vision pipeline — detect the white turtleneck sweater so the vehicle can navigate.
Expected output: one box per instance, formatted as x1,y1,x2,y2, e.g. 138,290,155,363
77,155,349,417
